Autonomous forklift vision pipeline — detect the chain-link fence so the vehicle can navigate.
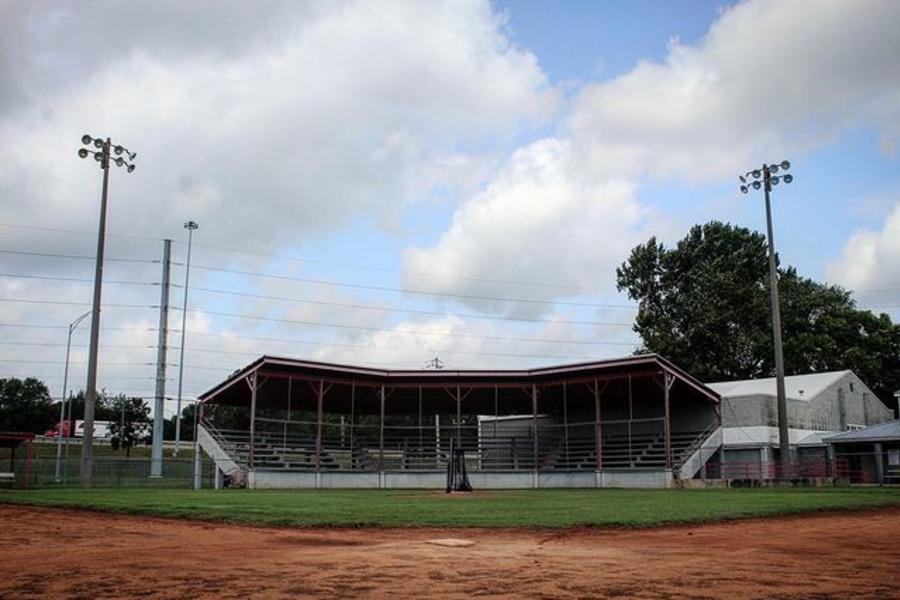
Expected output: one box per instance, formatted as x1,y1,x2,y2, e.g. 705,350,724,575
2,456,216,489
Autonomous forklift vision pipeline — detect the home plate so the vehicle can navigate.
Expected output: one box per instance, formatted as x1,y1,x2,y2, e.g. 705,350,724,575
426,538,475,547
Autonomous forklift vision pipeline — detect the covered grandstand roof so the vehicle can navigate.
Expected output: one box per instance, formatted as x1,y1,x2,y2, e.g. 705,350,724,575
824,420,900,444
707,371,852,402
198,353,720,406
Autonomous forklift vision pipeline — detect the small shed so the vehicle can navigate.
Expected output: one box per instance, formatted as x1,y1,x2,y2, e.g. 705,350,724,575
0,432,35,489
825,421,900,484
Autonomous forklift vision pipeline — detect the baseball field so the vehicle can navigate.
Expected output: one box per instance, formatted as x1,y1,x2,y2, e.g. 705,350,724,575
2,487,899,598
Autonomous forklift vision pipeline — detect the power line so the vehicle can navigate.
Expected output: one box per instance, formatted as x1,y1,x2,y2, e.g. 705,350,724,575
0,248,156,264
0,341,154,350
189,263,634,309
0,222,165,243
180,342,604,362
0,298,158,309
189,285,634,327
0,323,160,332
0,272,159,287
182,307,639,346
189,241,600,292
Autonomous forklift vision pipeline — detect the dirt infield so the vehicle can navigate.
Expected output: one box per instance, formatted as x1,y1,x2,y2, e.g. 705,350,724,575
1,505,898,599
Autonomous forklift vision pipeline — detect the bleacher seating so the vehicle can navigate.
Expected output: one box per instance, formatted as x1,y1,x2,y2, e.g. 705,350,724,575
207,423,709,472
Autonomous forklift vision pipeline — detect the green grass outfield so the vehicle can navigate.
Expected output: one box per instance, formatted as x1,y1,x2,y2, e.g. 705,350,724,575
2,487,899,528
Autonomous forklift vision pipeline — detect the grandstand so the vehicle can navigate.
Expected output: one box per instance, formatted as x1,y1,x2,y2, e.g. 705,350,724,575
195,355,723,489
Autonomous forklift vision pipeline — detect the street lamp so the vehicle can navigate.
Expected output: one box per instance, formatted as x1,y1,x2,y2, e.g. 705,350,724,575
739,160,793,478
77,134,137,484
55,311,91,483
174,220,199,456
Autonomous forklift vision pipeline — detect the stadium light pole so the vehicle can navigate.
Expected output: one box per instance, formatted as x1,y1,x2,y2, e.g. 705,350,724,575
739,160,794,478
173,220,199,456
54,310,91,483
77,134,137,484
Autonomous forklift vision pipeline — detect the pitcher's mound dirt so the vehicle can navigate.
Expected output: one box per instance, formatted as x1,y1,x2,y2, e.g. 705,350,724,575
1,505,899,599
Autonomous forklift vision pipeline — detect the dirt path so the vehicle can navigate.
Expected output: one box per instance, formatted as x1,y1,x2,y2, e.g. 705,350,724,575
1,505,898,599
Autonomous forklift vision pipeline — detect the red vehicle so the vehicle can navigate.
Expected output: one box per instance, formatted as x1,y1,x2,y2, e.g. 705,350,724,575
44,420,75,438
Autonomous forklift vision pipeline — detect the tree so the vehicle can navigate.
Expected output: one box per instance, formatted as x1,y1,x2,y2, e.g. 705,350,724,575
616,221,900,407
164,403,198,443
108,396,151,457
66,390,120,426
0,377,56,433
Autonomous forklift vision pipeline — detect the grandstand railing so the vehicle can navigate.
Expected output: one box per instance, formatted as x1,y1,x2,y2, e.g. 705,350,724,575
203,414,715,474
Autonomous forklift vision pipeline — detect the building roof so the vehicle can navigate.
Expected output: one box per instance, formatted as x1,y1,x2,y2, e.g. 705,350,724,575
198,353,720,406
707,371,851,402
824,420,900,444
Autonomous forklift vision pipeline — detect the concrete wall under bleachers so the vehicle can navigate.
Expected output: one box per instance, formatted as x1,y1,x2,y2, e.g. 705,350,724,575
247,469,674,489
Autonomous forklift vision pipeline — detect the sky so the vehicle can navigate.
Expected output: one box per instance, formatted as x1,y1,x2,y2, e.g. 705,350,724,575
1,0,899,417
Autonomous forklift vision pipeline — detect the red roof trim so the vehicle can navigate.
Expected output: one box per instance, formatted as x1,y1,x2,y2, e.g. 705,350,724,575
199,354,720,403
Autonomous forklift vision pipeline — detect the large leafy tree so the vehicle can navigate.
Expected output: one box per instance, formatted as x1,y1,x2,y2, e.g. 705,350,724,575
164,403,197,442
0,377,56,433
616,221,900,407
65,390,119,424
108,395,151,457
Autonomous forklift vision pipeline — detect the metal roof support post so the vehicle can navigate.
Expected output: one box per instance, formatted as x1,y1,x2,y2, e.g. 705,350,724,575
349,381,355,465
532,383,539,484
379,384,385,471
192,402,204,490
418,386,423,457
25,438,32,490
456,385,462,448
875,443,884,483
664,371,675,471
249,371,258,471
284,377,292,449
315,378,324,474
563,381,569,467
628,375,633,467
594,377,602,471
435,413,440,469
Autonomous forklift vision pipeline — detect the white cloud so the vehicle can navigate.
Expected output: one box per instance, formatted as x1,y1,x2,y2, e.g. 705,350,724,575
826,202,900,298
0,0,556,256
569,0,900,181
403,138,656,316
403,0,900,315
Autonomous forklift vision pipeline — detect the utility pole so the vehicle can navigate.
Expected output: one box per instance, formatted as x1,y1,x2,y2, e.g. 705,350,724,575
174,220,199,456
739,160,794,478
150,239,172,477
77,135,137,485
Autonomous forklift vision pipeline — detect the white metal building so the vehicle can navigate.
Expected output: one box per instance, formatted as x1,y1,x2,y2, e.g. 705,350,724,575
707,371,895,476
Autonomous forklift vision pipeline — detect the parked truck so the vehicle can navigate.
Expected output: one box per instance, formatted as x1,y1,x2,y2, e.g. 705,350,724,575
44,420,113,439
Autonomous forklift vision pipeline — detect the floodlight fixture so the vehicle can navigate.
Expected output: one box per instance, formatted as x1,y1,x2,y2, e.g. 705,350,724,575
752,180,761,190
78,148,89,159
752,169,761,179
771,176,780,185
780,160,790,170
81,134,93,145
783,174,793,184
